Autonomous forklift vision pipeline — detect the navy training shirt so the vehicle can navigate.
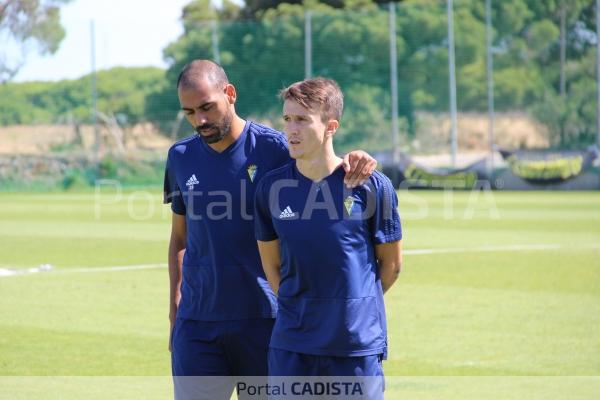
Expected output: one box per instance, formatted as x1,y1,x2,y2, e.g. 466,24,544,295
163,121,291,321
254,162,402,357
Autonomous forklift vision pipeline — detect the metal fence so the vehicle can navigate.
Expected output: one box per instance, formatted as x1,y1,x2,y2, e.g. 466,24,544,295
1,0,599,189
158,0,600,161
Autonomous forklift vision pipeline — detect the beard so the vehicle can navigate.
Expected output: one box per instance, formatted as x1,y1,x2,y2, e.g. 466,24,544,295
195,111,233,144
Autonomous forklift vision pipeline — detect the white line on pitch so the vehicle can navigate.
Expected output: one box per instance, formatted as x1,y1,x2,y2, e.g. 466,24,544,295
403,243,564,255
402,244,600,256
0,263,166,278
405,243,600,255
59,264,166,273
1,243,599,278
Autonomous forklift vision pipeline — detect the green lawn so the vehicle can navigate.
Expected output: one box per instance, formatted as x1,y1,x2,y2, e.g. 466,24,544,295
1,189,599,398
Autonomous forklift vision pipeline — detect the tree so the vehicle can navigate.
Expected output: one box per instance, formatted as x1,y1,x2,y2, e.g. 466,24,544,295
151,0,395,134
0,67,165,125
149,0,597,150
243,0,404,18
0,0,72,83
148,0,233,133
518,0,595,147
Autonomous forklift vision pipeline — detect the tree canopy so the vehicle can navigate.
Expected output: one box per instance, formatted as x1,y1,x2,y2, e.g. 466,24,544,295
3,0,598,151
0,67,165,125
0,0,72,83
144,0,597,149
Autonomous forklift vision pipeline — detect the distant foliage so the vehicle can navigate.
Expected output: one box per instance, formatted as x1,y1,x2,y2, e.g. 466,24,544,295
4,0,598,151
0,67,166,125
148,0,598,149
0,0,72,82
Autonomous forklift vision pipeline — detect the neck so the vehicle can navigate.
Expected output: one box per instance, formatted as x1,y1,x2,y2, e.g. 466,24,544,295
207,115,246,153
296,147,343,182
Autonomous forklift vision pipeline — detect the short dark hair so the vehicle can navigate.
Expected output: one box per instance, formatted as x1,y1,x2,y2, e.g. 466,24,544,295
280,77,344,122
177,59,229,90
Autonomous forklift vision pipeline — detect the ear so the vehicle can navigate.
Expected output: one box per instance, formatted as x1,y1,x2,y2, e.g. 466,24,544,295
326,120,339,137
224,84,237,104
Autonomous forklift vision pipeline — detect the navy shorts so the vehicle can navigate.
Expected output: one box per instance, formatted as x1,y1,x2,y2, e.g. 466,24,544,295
268,348,384,376
268,348,384,399
172,318,274,400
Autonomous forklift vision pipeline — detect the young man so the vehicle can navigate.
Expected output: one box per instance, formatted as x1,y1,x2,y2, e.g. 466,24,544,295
254,78,402,390
163,60,377,397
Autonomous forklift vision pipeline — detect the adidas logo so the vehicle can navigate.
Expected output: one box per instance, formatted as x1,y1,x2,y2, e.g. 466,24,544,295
186,174,199,190
279,206,296,219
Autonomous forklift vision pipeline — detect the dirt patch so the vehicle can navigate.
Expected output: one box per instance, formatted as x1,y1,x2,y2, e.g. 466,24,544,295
0,123,172,156
412,111,549,153
0,112,549,157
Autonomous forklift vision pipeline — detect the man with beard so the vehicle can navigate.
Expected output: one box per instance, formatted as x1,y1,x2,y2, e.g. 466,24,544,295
163,60,377,398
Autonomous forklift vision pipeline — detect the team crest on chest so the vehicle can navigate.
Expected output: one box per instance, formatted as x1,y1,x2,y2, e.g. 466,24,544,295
247,164,258,182
343,196,355,215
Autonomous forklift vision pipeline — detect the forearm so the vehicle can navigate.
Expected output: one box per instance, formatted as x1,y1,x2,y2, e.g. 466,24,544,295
263,265,281,295
379,258,401,293
168,241,185,320
257,240,282,295
375,241,402,294
380,262,400,293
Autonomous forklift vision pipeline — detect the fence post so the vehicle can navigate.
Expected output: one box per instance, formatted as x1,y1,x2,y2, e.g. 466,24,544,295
389,2,400,187
211,20,220,64
90,19,100,175
597,0,600,147
447,0,458,168
305,10,312,79
485,0,495,176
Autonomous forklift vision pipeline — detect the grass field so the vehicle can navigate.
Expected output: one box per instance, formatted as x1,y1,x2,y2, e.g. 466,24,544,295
1,188,599,399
